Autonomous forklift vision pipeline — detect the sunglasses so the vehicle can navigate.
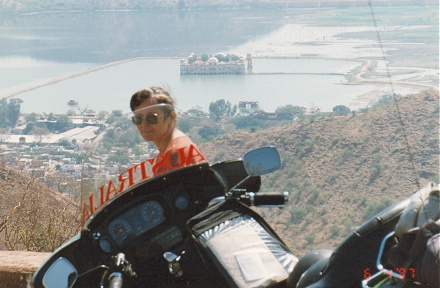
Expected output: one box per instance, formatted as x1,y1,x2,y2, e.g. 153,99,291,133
131,113,164,125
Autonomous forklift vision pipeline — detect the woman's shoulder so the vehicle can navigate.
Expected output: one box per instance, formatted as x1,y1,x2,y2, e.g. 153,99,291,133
164,131,206,166
168,130,195,149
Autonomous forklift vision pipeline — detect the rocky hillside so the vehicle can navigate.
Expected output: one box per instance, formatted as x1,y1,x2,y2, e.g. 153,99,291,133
200,90,439,256
0,165,79,252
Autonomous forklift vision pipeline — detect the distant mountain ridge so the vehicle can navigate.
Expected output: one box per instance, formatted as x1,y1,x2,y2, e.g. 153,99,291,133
1,0,436,12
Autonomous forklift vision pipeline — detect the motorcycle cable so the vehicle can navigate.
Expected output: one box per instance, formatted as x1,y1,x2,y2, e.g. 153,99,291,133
367,0,430,234
368,1,421,191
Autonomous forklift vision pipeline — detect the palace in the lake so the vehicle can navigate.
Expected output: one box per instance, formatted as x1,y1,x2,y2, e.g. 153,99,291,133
180,53,252,75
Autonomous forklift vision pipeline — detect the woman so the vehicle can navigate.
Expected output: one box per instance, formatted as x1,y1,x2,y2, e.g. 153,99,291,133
130,86,206,174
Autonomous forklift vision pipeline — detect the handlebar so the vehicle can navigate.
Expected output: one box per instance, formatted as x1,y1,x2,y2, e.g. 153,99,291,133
210,191,289,207
241,191,289,207
109,272,123,288
106,253,136,288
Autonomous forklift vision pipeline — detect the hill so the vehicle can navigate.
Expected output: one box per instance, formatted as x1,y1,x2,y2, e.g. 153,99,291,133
200,90,439,256
0,164,79,252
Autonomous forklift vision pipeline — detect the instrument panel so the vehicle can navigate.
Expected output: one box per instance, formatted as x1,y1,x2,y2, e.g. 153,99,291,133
107,200,166,245
88,174,223,255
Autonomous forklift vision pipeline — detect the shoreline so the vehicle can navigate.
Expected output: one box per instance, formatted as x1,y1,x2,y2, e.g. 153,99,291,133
228,22,438,104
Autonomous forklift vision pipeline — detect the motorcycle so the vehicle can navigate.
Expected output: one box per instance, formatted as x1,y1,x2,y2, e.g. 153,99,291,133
32,143,296,288
31,112,438,288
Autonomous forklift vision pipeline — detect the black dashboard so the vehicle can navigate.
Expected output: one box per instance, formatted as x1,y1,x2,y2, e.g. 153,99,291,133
108,200,166,245
89,184,197,259
84,164,227,262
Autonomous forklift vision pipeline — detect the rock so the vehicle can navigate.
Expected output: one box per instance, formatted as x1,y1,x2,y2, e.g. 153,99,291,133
0,251,51,288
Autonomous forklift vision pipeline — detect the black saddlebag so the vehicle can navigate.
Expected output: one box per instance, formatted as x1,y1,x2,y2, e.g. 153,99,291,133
186,199,298,288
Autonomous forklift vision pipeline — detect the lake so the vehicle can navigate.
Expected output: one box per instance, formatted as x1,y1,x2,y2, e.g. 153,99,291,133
0,57,378,114
0,6,434,114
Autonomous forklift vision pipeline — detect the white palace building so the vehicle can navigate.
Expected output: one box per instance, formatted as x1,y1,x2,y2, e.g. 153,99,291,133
180,53,252,75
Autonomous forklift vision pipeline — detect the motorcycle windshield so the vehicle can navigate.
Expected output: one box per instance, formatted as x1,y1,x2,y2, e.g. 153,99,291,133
80,105,206,226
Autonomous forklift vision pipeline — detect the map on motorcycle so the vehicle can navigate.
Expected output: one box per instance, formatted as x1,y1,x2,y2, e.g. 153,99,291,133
198,215,298,287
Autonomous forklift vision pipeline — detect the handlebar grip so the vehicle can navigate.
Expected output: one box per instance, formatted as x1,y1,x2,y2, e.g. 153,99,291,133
245,192,288,206
109,272,123,288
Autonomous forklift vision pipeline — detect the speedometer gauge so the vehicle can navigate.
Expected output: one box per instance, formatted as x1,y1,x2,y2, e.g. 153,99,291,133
141,200,166,231
109,219,132,244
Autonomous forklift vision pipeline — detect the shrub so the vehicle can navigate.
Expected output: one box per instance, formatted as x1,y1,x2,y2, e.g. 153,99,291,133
0,174,79,251
330,225,341,238
290,207,307,224
305,235,315,245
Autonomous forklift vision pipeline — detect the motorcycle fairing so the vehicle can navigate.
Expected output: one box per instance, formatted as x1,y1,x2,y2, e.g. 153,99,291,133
211,160,261,192
31,234,81,288
33,163,230,287
83,163,224,231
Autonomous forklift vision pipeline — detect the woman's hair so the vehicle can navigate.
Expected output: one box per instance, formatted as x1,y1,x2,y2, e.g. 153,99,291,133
130,86,175,116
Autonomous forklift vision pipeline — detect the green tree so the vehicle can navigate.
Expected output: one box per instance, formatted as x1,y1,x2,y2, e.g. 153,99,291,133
275,105,304,119
25,112,38,122
67,109,76,116
98,111,108,120
333,105,351,116
371,94,400,108
305,235,315,245
23,123,34,134
54,115,73,132
0,99,7,127
57,139,71,147
209,99,236,120
8,98,23,127
290,207,307,224
198,125,225,141
188,54,197,64
19,122,46,137
330,225,341,238
106,110,123,123
201,54,209,62
47,113,56,121
0,98,23,128
230,115,264,129
112,110,123,117
177,118,194,133
230,54,240,62
214,53,223,62
187,106,206,117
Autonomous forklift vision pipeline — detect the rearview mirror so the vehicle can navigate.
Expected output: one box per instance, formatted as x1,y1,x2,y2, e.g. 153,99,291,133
42,257,77,288
243,146,281,176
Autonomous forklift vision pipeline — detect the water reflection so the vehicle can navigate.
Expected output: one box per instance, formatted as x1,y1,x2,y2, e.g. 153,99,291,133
1,10,284,63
